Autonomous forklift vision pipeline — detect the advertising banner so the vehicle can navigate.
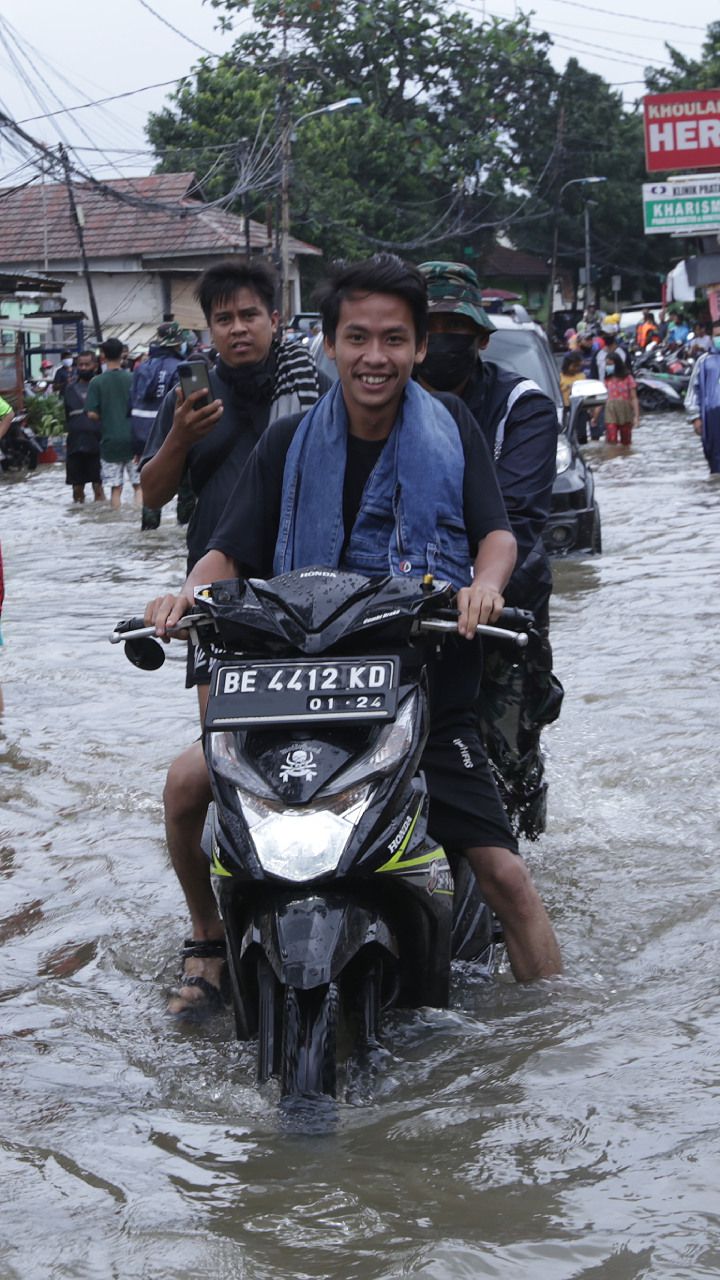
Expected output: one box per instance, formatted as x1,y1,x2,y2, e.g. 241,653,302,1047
644,90,720,173
642,174,720,235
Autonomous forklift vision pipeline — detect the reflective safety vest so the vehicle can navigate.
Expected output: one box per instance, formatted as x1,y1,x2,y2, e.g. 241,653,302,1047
130,351,182,454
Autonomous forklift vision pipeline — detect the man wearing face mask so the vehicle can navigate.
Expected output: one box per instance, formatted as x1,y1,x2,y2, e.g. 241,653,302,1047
53,350,75,396
63,350,104,503
686,316,720,474
416,261,562,839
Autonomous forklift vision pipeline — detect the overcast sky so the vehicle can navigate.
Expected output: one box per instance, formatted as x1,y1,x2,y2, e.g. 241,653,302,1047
0,0,717,188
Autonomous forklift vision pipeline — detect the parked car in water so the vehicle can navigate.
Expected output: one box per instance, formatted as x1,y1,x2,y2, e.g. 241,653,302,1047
485,314,603,555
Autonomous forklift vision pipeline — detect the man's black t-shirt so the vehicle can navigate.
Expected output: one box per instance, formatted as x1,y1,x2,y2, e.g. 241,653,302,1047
141,367,271,570
207,387,518,855
208,391,511,577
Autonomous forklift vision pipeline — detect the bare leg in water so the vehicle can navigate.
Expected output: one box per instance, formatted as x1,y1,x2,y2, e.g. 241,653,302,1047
465,845,562,981
163,741,222,1014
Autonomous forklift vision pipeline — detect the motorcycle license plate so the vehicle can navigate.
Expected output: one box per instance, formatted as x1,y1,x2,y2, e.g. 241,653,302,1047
205,656,399,729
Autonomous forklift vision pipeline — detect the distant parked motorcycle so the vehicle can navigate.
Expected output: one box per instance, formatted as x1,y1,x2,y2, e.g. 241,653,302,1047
0,414,42,474
633,342,690,412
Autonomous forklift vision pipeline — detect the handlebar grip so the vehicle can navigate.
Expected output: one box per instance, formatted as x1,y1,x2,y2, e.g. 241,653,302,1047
114,617,148,635
417,618,528,648
497,607,535,630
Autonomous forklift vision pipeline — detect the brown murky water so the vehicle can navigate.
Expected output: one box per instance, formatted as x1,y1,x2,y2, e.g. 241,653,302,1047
2,416,719,1279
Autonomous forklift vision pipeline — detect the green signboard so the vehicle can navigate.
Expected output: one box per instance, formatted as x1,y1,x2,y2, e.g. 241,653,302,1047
643,175,720,234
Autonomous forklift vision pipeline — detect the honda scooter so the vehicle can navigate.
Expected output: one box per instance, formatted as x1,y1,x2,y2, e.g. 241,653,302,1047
111,570,529,1101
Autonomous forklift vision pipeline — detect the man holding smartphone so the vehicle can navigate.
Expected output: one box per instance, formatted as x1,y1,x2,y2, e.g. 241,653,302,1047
140,258,328,717
139,259,327,1016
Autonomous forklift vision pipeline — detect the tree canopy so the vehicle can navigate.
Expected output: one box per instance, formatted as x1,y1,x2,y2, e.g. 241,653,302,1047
645,20,720,93
146,3,719,306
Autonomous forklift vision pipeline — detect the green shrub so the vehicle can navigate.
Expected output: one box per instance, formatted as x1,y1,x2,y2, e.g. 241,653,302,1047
24,392,66,437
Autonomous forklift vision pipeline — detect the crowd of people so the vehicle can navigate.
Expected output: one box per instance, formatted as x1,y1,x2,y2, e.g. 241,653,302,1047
5,255,718,1017
21,324,207,512
556,302,720,465
138,255,561,1013
3,256,562,1006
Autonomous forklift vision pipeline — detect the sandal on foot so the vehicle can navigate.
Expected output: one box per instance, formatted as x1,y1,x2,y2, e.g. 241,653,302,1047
169,938,229,1019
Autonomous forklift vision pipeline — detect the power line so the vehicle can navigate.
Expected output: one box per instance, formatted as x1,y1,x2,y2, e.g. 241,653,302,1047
0,15,142,151
529,0,708,31
459,2,682,68
13,55,285,128
548,38,670,71
459,0,704,50
15,76,212,126
0,16,133,181
0,98,284,219
0,172,40,200
544,30,683,68
135,0,222,56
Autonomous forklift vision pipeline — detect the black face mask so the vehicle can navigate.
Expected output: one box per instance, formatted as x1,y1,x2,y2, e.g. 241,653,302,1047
76,368,95,381
419,333,477,391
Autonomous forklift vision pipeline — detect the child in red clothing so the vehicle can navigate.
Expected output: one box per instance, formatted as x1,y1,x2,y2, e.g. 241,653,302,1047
604,353,639,445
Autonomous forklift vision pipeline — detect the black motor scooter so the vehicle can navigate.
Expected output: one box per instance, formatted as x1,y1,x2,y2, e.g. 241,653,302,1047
112,570,529,1100
0,414,42,474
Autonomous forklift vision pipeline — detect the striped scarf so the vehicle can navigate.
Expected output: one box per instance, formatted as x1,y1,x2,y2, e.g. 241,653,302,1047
272,338,322,409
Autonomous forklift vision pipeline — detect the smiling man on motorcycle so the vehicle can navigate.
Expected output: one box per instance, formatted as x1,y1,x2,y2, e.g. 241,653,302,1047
146,255,562,1014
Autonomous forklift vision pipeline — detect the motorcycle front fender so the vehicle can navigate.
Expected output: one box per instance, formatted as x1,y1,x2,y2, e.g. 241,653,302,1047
240,896,399,990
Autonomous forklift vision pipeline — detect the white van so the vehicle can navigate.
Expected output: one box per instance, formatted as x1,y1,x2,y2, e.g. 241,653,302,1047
617,304,663,339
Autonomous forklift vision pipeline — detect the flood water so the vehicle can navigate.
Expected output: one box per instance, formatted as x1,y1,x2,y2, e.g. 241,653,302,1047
2,416,719,1279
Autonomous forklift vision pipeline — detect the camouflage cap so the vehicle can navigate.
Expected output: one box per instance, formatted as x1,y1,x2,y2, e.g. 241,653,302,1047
154,320,184,348
418,261,496,333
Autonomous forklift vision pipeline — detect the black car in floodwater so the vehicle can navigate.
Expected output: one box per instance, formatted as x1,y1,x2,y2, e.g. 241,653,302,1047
486,315,603,555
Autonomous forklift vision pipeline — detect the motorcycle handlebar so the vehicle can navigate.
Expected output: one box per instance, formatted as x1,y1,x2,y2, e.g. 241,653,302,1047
108,614,210,643
417,618,528,648
110,611,531,649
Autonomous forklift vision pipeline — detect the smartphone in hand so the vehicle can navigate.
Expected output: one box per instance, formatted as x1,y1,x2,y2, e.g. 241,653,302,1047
178,361,211,405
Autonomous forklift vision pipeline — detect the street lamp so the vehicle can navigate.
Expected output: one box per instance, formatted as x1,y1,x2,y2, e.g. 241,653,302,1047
547,175,607,336
280,96,363,322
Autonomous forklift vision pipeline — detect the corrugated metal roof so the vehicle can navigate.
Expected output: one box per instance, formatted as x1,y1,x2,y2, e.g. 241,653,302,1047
0,172,321,266
102,321,159,353
0,270,65,294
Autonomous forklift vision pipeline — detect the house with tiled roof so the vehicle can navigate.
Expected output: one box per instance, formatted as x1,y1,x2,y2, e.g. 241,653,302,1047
480,242,552,315
0,172,321,348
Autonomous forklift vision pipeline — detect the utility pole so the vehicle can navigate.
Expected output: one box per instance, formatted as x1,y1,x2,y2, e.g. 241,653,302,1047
279,0,292,324
280,129,292,323
545,107,565,342
278,97,362,323
40,160,49,273
584,199,592,310
235,138,252,259
59,145,103,345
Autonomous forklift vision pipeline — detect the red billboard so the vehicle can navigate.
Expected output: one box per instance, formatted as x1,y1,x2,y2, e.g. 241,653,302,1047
644,89,720,173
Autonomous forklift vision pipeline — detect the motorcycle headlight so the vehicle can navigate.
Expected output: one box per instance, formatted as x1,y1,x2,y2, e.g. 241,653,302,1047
238,783,372,881
319,690,419,796
556,435,573,475
209,730,276,798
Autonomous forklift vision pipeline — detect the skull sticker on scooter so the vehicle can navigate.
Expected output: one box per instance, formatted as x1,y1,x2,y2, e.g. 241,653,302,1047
279,748,318,783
